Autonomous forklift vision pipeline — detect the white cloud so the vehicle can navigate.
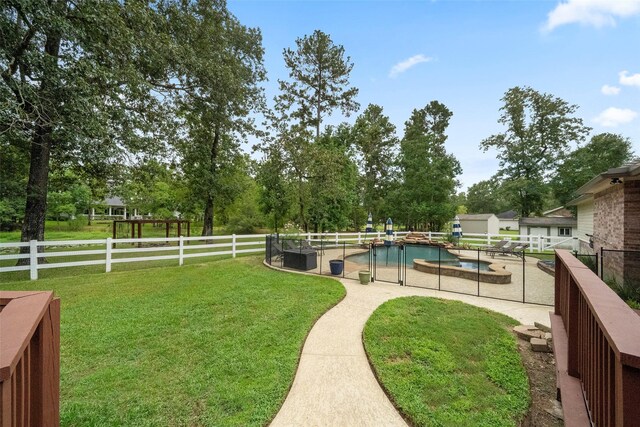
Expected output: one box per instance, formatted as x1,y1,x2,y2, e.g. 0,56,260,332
593,107,638,127
389,54,432,78
619,70,640,87
543,0,640,32
601,84,621,95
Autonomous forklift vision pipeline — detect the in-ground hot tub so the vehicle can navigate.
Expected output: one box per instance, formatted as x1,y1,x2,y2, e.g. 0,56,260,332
345,244,511,284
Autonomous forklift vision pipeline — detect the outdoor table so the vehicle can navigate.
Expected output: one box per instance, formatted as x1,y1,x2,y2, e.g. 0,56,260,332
283,249,318,271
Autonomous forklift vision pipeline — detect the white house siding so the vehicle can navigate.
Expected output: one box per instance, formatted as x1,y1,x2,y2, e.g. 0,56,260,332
486,215,500,234
576,199,594,242
460,220,486,234
459,215,500,235
499,219,519,230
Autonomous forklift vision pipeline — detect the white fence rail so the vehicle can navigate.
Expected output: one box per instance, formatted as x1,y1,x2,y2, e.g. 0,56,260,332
0,234,269,280
1,230,581,280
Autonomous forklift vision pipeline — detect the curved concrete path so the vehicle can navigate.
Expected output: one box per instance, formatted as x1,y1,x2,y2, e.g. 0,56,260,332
270,278,552,426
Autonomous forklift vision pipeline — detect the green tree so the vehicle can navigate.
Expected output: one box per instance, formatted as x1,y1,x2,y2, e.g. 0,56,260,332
0,141,28,229
466,179,510,214
306,125,360,232
551,133,634,205
47,191,75,224
277,30,359,139
396,101,462,230
1,0,167,248
480,86,590,216
224,177,267,234
169,1,266,235
352,104,398,223
256,142,291,233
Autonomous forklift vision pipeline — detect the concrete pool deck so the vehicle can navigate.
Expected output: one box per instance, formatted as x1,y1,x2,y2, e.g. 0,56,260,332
270,247,555,306
268,276,553,426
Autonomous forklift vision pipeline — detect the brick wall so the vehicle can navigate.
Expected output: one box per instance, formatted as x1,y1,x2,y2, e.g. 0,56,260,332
623,180,640,285
594,185,625,280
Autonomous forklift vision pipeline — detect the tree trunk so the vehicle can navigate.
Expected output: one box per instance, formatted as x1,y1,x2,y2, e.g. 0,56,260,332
202,196,214,236
201,127,221,236
18,32,61,264
20,125,52,248
297,174,308,232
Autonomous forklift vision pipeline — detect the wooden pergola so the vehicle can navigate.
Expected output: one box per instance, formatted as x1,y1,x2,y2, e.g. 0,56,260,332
112,219,191,242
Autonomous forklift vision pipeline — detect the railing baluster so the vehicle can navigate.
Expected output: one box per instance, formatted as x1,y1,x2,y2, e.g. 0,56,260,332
553,250,640,426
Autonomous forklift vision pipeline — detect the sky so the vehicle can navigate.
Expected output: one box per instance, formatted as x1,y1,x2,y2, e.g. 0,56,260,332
228,0,640,191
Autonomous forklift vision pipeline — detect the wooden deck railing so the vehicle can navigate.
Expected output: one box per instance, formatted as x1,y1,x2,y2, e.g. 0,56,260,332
0,291,60,427
553,250,640,426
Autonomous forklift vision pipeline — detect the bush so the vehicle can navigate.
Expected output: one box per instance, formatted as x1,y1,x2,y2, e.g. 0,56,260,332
67,217,85,231
577,254,598,274
605,277,640,309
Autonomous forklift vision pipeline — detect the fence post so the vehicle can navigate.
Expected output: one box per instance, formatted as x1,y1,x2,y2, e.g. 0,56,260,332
487,233,491,247
335,232,339,245
232,234,237,258
29,239,38,280
539,236,543,252
179,235,184,266
358,232,362,244
307,232,311,241
377,231,381,239
105,238,112,273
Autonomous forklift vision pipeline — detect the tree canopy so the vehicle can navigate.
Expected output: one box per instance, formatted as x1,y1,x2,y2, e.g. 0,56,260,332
277,29,359,139
481,86,590,216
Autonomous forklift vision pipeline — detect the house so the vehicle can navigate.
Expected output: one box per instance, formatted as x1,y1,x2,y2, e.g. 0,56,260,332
457,214,500,235
542,206,574,218
91,197,143,219
518,217,577,238
496,210,519,231
567,161,640,282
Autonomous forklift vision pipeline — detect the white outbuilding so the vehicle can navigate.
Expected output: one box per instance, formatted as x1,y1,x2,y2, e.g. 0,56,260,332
456,214,500,235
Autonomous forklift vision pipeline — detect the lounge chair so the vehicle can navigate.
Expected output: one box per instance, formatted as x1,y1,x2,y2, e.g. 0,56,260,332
510,244,529,259
271,241,284,262
485,239,510,255
284,240,301,251
489,242,529,259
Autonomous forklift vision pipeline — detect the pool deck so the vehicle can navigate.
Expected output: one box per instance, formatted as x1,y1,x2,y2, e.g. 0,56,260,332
270,247,555,306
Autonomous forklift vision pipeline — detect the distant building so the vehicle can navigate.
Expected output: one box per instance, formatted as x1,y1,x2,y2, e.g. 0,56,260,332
457,214,500,235
518,217,577,238
542,206,574,218
91,197,142,219
496,210,519,230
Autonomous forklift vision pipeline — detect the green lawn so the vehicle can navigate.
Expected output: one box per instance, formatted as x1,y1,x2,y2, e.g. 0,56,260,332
363,297,529,427
1,257,345,426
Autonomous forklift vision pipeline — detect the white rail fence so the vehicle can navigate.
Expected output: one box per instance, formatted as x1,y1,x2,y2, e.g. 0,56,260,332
1,231,580,280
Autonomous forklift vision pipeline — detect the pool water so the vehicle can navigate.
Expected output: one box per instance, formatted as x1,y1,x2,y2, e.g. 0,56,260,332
347,245,492,271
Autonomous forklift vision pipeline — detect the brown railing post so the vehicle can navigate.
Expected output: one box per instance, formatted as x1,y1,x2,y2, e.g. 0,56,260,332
0,291,60,427
553,250,640,427
566,276,580,378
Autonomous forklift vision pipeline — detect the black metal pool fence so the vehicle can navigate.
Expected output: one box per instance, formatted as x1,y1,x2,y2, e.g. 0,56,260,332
265,235,554,306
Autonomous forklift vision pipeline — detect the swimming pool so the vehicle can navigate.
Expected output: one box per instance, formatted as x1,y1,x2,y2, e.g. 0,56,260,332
346,244,492,271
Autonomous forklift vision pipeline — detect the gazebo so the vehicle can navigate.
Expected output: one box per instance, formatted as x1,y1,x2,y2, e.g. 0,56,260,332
112,219,191,245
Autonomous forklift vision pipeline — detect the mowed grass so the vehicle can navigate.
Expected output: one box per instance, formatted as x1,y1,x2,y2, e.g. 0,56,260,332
0,257,345,426
363,297,529,427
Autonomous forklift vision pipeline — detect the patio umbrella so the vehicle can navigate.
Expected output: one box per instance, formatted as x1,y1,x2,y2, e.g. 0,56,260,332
452,216,462,245
366,212,373,232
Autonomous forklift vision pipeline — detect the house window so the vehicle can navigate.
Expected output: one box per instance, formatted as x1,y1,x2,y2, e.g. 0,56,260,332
558,227,571,237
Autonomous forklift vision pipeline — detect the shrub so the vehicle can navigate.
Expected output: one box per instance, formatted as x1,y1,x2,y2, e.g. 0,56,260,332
67,217,86,231
605,276,640,309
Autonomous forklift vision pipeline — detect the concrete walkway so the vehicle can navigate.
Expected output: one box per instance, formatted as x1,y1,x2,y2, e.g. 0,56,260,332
270,278,552,426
